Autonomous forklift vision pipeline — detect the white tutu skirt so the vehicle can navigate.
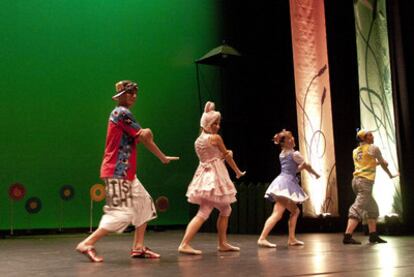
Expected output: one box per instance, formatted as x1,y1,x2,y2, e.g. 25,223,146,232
265,174,309,203
186,158,237,205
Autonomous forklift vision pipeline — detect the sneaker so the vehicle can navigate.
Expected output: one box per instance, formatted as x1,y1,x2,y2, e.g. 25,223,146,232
343,234,361,245
131,246,160,259
369,232,387,243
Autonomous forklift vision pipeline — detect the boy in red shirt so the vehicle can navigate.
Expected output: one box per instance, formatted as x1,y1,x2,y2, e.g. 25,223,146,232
76,80,178,262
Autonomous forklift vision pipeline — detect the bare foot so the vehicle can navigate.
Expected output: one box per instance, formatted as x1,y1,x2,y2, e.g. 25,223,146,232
288,239,304,246
178,244,202,255
218,242,240,252
257,239,277,248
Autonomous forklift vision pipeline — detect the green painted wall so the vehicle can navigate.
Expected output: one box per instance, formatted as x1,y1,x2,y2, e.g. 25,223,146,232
0,0,222,230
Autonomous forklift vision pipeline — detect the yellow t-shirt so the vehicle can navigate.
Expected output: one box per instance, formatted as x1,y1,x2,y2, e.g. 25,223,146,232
353,144,382,181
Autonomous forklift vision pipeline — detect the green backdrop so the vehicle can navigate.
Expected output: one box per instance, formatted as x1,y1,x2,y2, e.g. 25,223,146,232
0,0,222,230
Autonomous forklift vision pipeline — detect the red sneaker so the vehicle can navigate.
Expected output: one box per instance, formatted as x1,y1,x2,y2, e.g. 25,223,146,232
131,246,160,259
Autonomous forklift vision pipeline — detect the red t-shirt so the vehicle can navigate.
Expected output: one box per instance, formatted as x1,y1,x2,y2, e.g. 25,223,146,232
100,106,141,181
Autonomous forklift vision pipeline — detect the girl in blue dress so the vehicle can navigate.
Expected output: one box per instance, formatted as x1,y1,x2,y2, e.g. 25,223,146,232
258,129,320,248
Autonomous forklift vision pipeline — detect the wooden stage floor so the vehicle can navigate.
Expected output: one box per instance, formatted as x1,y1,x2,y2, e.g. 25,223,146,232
1,231,413,276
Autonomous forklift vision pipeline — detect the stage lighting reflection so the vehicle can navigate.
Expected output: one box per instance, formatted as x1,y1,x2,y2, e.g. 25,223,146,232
309,241,329,273
376,244,398,277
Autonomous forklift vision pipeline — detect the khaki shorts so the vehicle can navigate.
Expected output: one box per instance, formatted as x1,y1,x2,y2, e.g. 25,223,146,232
348,176,379,221
98,177,157,233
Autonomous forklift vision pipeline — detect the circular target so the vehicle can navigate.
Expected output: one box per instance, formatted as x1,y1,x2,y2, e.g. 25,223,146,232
25,197,42,214
60,185,75,201
9,183,26,201
90,184,106,202
155,196,169,212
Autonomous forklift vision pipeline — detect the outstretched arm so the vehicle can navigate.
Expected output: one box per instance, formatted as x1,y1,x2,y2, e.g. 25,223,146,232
211,134,245,179
371,146,398,178
293,151,320,178
138,128,179,164
298,162,320,179
377,159,399,178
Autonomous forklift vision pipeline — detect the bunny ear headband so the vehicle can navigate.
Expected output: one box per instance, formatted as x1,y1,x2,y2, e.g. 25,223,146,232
200,101,221,131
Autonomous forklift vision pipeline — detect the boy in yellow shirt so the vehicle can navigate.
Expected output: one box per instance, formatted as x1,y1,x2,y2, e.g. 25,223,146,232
343,129,398,244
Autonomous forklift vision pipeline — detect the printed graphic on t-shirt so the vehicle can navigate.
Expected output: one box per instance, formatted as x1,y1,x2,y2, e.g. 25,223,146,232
111,108,141,130
114,135,135,178
100,106,142,180
355,149,363,162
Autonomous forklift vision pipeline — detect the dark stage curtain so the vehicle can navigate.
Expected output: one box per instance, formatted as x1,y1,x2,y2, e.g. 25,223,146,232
387,0,414,230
